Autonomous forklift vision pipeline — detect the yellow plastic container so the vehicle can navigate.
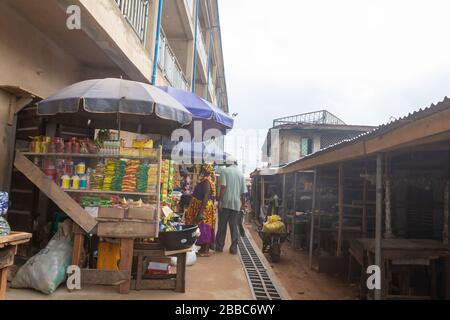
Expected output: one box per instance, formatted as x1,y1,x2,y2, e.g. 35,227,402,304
71,175,80,190
97,241,120,271
61,175,70,189
76,162,86,175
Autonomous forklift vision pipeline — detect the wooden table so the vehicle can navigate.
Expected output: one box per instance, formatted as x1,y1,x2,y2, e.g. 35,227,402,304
0,232,32,300
349,238,450,300
132,242,188,293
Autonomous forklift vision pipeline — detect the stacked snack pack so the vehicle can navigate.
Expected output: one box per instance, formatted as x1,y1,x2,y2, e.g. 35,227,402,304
111,160,126,191
122,160,140,192
136,162,149,193
160,160,170,204
147,164,159,194
90,163,105,190
160,160,175,206
102,160,116,191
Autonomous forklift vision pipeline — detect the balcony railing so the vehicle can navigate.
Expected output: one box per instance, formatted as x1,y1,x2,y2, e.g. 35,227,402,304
197,27,208,69
115,0,149,43
158,31,189,91
207,71,215,103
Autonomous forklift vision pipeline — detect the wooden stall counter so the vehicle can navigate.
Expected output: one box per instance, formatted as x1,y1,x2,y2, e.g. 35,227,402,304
0,232,32,300
349,238,450,300
132,242,189,293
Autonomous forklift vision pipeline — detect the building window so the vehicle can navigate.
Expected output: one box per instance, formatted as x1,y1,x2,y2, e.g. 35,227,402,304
301,138,313,157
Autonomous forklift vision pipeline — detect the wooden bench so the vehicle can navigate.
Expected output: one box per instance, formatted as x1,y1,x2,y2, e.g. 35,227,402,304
0,232,32,300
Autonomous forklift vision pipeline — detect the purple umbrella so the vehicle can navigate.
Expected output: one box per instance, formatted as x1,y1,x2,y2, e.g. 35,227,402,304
158,86,234,132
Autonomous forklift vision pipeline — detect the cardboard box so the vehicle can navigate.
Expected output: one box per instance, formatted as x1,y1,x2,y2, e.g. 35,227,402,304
127,205,157,220
98,207,125,220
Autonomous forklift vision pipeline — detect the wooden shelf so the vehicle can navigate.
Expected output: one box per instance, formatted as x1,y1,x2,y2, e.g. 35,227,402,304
64,189,157,197
22,152,158,161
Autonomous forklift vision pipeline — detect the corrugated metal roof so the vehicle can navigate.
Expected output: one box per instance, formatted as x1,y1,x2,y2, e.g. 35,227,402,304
281,96,450,170
250,167,281,177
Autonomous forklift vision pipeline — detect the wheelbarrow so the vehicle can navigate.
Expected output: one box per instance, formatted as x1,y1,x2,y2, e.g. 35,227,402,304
258,229,288,262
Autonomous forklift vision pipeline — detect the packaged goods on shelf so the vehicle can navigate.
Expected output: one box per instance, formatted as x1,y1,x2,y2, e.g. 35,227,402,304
90,163,105,190
136,163,149,193
111,160,126,191
99,140,120,155
80,196,113,208
71,175,80,190
102,160,116,191
132,138,153,150
147,164,158,193
122,160,140,192
120,147,140,157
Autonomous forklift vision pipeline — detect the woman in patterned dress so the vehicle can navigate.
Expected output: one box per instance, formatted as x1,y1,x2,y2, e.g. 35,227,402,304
185,164,216,257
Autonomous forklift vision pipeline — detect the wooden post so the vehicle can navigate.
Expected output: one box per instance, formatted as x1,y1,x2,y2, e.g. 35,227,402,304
443,180,449,245
255,177,259,221
119,238,134,294
0,267,8,300
293,172,298,212
261,176,265,218
384,154,393,239
175,252,187,293
282,174,287,219
337,164,344,256
316,170,322,256
362,178,368,236
309,169,318,270
72,234,84,268
375,154,383,300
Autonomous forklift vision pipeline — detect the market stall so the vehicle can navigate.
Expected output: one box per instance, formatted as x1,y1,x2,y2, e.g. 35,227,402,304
9,78,199,294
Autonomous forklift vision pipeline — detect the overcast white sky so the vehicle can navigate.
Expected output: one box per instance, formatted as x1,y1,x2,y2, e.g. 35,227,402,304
219,0,450,174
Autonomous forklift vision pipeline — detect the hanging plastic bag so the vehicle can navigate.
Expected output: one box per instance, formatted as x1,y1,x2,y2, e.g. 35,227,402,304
11,220,73,294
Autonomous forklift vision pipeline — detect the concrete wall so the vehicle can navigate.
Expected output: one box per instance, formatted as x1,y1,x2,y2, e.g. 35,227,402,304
279,130,321,165
76,0,153,82
0,3,83,98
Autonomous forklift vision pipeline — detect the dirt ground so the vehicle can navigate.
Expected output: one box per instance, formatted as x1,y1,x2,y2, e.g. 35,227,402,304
246,223,359,300
6,228,253,300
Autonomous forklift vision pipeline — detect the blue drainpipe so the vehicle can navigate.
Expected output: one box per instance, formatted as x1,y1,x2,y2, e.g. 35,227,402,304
191,0,199,93
151,0,164,85
205,28,213,100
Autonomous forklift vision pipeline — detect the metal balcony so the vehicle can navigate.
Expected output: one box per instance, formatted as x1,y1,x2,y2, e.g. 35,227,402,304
273,110,346,127
158,31,189,91
115,0,149,43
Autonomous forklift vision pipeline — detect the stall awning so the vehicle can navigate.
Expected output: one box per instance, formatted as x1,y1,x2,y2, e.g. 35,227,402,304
158,86,234,131
162,139,231,164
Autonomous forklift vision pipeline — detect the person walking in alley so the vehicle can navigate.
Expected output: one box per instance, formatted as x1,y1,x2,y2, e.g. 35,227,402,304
215,159,247,254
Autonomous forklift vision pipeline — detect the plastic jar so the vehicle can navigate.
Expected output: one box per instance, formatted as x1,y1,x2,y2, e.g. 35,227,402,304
61,175,71,189
71,175,80,190
76,162,86,175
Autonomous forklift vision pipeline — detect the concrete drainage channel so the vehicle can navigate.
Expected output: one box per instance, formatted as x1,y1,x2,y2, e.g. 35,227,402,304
238,235,283,300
